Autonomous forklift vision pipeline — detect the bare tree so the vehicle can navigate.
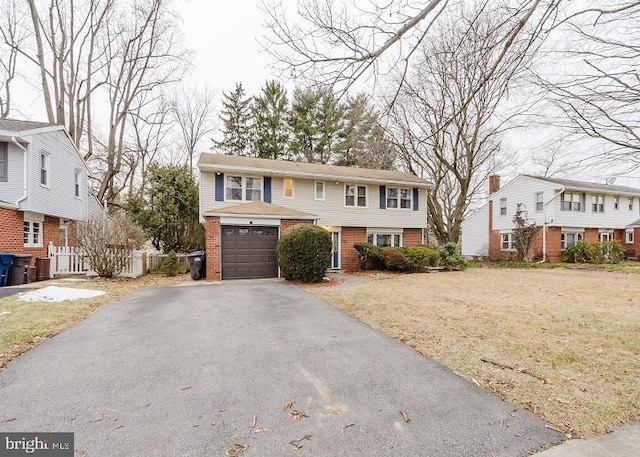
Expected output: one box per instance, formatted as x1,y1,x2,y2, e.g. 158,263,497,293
0,0,29,118
539,1,640,173
171,84,215,174
389,3,541,244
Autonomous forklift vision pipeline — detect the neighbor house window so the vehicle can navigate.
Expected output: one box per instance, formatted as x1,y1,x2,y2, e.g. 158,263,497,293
629,197,634,211
626,230,635,244
74,170,81,198
535,192,543,212
561,231,583,250
225,175,262,202
0,142,7,182
501,233,516,251
367,232,402,247
387,187,411,209
23,220,43,247
614,196,619,210
345,184,367,207
314,181,325,200
283,178,294,198
40,152,50,186
561,192,584,211
499,198,507,216
592,194,604,213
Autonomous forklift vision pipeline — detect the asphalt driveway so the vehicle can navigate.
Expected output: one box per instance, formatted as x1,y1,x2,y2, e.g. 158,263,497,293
0,281,563,456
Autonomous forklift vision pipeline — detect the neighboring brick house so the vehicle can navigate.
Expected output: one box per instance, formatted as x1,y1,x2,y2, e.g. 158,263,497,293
0,119,101,268
198,154,430,280
461,175,640,261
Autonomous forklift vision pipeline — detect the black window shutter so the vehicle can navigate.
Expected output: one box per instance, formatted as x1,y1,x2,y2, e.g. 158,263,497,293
379,185,386,209
215,173,224,201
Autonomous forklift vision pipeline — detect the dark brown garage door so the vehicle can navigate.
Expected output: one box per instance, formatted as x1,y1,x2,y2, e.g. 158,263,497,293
221,226,279,280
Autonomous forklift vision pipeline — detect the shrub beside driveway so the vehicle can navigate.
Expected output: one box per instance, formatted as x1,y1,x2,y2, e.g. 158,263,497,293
311,268,640,439
0,274,189,370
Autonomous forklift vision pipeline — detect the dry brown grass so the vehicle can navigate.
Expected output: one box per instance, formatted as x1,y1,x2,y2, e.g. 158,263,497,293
312,268,640,439
0,274,189,370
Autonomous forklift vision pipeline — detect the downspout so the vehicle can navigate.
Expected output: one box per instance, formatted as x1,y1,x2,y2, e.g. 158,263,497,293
12,137,28,207
540,188,565,262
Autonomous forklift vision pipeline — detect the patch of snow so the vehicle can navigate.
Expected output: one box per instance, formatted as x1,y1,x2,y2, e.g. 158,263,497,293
0,311,10,317
18,286,105,303
60,278,87,282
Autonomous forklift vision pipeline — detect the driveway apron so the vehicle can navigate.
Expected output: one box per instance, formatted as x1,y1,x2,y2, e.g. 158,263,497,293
0,281,563,456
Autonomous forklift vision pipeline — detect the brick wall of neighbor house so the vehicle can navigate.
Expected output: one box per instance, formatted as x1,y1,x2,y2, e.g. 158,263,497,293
67,220,79,247
633,228,640,256
0,208,59,266
340,227,367,272
205,216,221,281
544,226,563,262
280,219,313,233
403,228,423,246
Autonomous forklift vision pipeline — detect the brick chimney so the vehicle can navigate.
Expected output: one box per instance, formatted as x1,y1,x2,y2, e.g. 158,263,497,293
489,175,501,194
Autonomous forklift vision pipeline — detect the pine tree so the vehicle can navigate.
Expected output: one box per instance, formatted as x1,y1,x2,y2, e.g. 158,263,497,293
252,80,289,159
212,83,252,156
288,87,346,164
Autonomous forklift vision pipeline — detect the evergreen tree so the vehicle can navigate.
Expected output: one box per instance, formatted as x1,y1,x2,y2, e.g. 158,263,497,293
212,82,252,156
252,80,290,160
288,87,346,164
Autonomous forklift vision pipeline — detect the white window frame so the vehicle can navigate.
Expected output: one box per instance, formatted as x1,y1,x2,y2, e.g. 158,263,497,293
626,230,634,244
535,192,543,212
74,170,82,198
386,187,412,210
283,178,294,199
561,231,584,250
23,220,43,247
0,142,7,182
314,181,325,200
345,184,367,208
367,232,402,248
561,192,583,212
591,194,604,213
500,232,516,251
40,152,50,187
224,175,263,202
629,197,634,211
499,198,507,216
614,196,619,210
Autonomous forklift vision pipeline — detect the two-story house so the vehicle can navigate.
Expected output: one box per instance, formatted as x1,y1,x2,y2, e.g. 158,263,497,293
198,154,430,280
0,119,101,266
462,175,640,261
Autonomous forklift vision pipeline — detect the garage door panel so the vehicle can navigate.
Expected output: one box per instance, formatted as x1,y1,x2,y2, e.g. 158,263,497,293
221,225,279,280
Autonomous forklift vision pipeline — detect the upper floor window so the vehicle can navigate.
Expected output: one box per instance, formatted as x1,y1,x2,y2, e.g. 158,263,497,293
225,175,262,202
74,170,81,198
40,152,50,186
23,220,42,247
501,232,516,251
592,195,604,213
387,187,411,209
314,181,325,200
614,196,619,210
283,178,294,198
0,142,7,182
629,197,634,211
345,184,367,207
499,198,507,216
535,192,543,212
561,191,584,211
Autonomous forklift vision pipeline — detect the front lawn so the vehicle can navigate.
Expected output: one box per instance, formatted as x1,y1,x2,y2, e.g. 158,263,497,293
312,268,640,439
0,274,188,370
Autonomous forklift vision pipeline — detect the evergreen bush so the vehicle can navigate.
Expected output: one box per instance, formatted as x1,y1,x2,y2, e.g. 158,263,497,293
277,224,332,282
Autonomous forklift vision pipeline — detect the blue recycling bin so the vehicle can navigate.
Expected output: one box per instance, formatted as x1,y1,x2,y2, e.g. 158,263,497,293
0,252,14,287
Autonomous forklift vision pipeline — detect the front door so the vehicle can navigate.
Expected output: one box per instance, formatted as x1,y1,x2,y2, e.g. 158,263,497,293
600,232,611,242
331,232,340,269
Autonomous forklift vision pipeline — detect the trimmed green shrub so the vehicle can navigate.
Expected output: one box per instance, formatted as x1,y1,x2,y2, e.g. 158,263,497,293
563,240,624,264
438,242,468,271
354,242,385,270
403,245,440,272
159,250,179,276
382,247,411,271
277,224,332,282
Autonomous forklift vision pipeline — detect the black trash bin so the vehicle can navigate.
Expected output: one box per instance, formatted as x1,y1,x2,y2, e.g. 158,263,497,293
0,253,14,287
9,254,32,285
187,251,206,280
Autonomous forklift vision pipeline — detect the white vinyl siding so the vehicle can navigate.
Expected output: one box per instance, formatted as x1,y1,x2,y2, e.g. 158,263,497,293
199,173,427,229
461,204,489,257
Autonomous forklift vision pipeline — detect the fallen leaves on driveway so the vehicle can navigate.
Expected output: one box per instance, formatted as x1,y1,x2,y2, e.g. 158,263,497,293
288,434,311,450
225,443,247,456
399,409,411,423
283,400,308,420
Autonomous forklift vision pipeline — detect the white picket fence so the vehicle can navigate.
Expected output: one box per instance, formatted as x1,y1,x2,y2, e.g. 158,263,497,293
48,243,147,278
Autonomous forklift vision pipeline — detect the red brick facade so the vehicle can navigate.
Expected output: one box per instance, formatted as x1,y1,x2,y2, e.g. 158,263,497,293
204,216,221,281
281,219,313,233
0,207,64,266
339,227,366,272
403,228,423,246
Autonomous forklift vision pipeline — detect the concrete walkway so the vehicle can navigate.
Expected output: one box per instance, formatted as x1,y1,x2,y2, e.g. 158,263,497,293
534,422,640,457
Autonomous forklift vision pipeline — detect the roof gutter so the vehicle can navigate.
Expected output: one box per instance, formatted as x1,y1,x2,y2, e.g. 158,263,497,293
12,136,28,207
203,211,318,220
